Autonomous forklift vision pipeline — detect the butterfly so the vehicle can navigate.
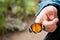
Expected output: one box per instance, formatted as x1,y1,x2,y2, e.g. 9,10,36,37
29,23,42,33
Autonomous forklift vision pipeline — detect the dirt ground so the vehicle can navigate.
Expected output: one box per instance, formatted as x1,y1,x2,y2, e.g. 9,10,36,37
0,16,48,40
0,29,48,40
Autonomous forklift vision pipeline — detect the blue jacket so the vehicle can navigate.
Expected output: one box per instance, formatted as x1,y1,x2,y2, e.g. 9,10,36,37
36,0,60,16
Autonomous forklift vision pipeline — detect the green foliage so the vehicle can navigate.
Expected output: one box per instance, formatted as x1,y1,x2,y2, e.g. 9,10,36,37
16,0,21,6
0,6,7,12
0,0,38,33
11,0,21,14
0,0,7,3
0,0,38,15
0,0,7,7
26,1,38,16
0,0,7,12
0,13,5,26
12,6,21,14
11,0,38,16
0,0,38,21
0,27,7,34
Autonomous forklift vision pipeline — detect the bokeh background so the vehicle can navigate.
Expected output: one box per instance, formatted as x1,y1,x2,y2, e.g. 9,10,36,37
0,0,48,40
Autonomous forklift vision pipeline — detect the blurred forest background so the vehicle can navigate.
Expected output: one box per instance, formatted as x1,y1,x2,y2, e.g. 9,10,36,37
0,0,48,40
0,0,40,34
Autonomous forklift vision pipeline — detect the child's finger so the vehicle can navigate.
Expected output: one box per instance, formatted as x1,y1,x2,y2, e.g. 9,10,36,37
51,18,59,24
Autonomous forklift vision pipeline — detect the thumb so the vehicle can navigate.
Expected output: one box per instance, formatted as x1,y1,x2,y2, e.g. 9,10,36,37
52,18,59,24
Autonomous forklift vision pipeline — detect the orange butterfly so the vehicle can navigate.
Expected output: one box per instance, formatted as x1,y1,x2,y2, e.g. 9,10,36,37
29,23,42,33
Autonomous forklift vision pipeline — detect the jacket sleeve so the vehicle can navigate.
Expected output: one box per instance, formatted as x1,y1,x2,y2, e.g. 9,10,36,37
35,1,60,16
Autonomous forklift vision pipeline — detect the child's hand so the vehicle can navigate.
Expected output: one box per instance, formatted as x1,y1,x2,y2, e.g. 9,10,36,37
35,6,58,32
42,18,58,32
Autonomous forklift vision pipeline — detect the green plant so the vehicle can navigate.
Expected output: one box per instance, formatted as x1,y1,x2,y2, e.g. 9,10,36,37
0,13,5,26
